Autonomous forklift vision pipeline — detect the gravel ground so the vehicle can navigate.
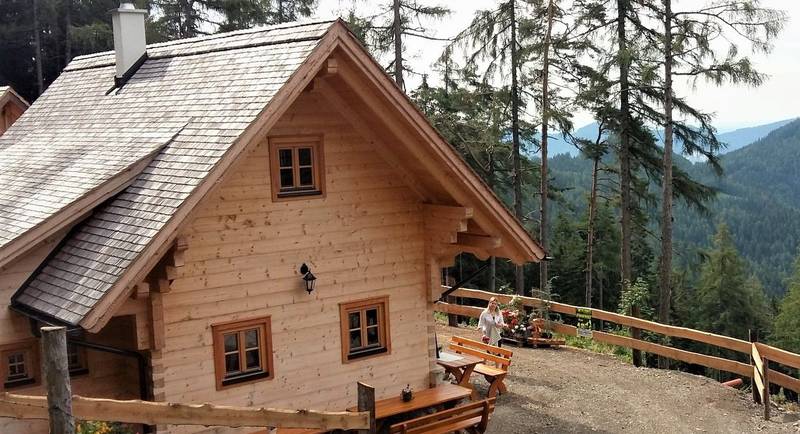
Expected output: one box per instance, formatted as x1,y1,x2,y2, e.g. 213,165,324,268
436,324,800,434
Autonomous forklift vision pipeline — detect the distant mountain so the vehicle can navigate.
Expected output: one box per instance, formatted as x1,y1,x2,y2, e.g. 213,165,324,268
547,118,800,296
545,118,797,157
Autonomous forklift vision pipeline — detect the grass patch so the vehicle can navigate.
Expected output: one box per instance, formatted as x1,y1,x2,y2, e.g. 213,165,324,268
558,331,633,363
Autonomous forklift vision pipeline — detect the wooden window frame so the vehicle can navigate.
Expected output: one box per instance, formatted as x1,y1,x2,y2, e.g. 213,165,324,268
268,135,326,201
339,296,391,363
212,316,274,390
67,344,89,377
0,340,39,390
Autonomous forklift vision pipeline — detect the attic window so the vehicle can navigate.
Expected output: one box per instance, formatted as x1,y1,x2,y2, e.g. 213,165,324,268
269,136,325,200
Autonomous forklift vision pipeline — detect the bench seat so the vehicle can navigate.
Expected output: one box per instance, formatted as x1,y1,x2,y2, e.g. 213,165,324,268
449,336,513,398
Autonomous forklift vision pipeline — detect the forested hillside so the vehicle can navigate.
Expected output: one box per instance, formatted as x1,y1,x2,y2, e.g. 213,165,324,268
548,119,800,297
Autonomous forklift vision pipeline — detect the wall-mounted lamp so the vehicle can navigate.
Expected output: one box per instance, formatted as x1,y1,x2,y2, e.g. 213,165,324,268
300,263,316,294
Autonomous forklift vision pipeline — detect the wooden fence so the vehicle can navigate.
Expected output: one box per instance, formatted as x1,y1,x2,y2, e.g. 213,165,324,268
436,287,800,400
0,327,374,433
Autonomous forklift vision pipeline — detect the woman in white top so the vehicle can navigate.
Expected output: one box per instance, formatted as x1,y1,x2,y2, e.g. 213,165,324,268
478,297,505,346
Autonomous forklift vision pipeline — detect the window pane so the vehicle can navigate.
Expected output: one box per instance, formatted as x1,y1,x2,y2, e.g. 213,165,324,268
349,330,362,349
245,349,261,370
366,309,378,326
225,353,240,374
224,334,238,353
278,149,293,167
298,147,312,166
299,167,313,186
367,326,380,346
245,329,259,349
348,312,360,330
279,168,294,188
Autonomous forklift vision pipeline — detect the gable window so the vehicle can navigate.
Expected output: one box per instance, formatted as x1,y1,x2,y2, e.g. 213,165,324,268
1,341,37,389
339,297,390,362
269,136,325,200
212,317,273,390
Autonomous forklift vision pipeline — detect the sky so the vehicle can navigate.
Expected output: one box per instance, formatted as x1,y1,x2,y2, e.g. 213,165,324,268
312,0,800,131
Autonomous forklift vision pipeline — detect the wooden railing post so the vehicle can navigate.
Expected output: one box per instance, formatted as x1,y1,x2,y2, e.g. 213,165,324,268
631,304,642,367
750,330,759,404
41,326,75,434
763,357,770,421
357,382,376,434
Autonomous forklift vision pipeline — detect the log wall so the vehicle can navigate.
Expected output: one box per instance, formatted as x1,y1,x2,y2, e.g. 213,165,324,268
158,90,432,433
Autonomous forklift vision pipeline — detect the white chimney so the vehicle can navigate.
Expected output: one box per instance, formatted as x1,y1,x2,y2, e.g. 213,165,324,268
111,2,147,80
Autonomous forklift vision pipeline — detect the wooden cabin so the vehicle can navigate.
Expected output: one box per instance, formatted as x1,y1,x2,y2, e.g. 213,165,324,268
0,15,544,434
0,86,29,136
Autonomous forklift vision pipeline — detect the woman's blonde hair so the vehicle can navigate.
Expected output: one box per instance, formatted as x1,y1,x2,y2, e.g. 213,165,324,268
485,296,499,314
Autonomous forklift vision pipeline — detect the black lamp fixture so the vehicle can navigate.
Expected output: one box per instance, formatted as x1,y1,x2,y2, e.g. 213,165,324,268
300,263,316,294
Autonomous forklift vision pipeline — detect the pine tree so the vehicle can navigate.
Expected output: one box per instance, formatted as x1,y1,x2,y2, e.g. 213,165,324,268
449,0,541,295
352,0,449,90
771,251,800,353
693,224,770,341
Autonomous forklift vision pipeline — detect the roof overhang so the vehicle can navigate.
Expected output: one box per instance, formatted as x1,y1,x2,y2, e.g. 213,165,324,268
0,86,30,111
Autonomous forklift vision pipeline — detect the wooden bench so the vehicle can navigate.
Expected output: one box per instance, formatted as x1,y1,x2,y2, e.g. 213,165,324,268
449,336,512,398
389,398,495,434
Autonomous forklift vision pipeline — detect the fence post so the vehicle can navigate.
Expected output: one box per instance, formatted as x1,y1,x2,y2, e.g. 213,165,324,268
357,382,376,434
763,356,770,421
631,304,642,367
749,330,759,404
41,326,75,434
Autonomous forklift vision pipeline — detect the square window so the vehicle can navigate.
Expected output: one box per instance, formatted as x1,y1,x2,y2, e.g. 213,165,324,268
1,341,37,389
339,297,390,363
212,316,273,390
269,136,324,200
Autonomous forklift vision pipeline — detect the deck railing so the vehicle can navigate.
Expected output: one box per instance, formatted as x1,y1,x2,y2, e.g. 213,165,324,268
435,286,800,419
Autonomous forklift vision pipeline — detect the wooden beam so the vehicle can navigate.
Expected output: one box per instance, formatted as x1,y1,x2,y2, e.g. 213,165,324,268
424,217,467,234
326,58,338,75
0,394,369,430
456,233,502,250
756,342,800,370
551,323,753,378
422,204,473,220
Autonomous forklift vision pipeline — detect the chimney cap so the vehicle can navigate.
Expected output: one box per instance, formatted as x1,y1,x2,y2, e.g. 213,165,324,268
113,2,147,14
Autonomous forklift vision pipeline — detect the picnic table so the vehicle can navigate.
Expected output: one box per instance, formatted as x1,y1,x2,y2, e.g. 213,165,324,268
436,350,483,393
348,382,473,420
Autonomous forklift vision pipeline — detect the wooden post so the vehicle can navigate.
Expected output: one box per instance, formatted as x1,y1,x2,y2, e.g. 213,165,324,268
750,330,759,404
763,357,770,421
357,382,376,434
41,326,75,434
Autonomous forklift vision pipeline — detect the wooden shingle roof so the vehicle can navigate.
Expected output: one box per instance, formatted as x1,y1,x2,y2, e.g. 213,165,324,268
9,21,334,325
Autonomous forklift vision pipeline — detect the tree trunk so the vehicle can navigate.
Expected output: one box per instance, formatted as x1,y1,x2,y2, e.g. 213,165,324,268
393,0,404,91
658,0,674,370
617,0,641,367
509,0,525,295
64,0,72,67
539,0,555,294
586,157,599,307
33,0,44,96
278,0,285,22
41,326,75,434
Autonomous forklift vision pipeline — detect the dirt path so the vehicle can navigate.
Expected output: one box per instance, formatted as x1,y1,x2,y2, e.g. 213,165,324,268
437,324,800,433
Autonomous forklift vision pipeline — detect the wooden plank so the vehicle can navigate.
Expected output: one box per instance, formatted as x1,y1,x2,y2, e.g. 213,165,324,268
764,358,770,421
40,326,75,434
752,343,764,374
770,369,800,394
551,323,752,378
756,342,800,370
448,287,751,354
456,233,502,250
753,364,765,404
0,393,369,430
422,204,473,220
